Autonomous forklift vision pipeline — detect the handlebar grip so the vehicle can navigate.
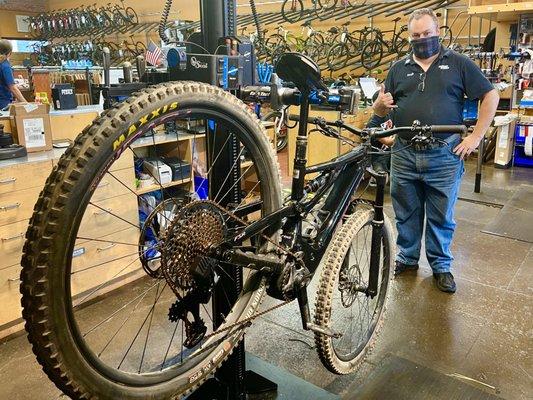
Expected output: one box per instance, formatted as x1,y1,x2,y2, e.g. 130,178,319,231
431,125,467,134
288,114,300,122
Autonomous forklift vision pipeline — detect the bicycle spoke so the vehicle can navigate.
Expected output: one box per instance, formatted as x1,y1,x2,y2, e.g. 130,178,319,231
212,145,246,202
117,282,167,370
160,321,180,371
89,201,140,230
84,279,161,338
139,284,160,373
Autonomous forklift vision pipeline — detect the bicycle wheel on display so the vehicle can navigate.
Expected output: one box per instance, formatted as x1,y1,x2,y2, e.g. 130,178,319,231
135,42,147,56
361,40,383,71
395,37,410,57
327,42,350,71
281,0,304,24
125,7,138,24
261,110,295,152
315,0,338,20
440,26,453,48
21,82,282,400
317,0,338,10
314,208,393,374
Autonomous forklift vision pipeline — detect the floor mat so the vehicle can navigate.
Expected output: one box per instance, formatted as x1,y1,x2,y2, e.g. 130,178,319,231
346,355,501,400
482,185,533,243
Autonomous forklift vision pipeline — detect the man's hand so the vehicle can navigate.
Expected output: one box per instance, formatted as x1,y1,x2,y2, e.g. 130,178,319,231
453,134,482,159
373,85,397,117
379,135,395,147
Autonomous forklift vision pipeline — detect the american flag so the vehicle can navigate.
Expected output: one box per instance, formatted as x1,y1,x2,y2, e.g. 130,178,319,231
146,40,164,67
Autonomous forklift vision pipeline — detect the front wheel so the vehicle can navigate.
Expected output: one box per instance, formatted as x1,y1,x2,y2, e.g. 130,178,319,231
314,207,394,374
281,0,304,24
440,25,453,48
327,42,350,71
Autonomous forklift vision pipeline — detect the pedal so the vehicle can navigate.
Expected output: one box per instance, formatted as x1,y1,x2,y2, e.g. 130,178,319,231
306,323,342,339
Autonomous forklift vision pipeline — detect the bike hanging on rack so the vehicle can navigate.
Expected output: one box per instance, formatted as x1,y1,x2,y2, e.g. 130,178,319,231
20,53,467,399
360,17,409,70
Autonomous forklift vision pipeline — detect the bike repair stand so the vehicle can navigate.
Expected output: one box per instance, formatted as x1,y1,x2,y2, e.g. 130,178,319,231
186,1,276,398
187,2,339,399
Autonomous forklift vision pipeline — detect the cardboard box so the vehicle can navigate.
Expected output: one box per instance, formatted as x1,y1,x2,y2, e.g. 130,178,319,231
494,120,516,167
9,103,52,152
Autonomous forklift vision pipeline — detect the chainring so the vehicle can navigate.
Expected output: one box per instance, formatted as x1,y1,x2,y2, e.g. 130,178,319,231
160,201,227,296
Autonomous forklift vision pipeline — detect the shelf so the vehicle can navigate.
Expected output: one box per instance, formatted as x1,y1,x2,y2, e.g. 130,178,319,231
130,132,205,149
241,160,254,169
135,178,192,195
468,2,533,21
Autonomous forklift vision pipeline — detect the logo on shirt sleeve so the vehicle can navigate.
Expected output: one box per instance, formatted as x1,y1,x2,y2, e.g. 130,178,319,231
380,119,393,130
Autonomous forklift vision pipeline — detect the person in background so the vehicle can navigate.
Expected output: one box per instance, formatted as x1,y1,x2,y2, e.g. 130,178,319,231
368,8,499,293
0,39,27,110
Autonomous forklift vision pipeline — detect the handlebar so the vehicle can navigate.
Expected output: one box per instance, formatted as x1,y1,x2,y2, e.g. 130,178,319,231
288,114,467,138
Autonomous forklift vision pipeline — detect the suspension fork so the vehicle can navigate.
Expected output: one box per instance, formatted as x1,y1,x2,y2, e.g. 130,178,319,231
367,170,387,298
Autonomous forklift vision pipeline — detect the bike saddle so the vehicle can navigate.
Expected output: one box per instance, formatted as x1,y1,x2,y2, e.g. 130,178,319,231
328,27,339,34
342,21,350,26
275,52,328,93
392,17,401,22
302,20,312,27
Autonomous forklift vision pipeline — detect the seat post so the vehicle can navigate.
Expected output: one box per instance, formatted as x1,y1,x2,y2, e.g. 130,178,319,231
291,89,310,201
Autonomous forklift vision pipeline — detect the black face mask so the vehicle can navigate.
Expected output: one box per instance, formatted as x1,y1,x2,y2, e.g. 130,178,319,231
410,36,440,59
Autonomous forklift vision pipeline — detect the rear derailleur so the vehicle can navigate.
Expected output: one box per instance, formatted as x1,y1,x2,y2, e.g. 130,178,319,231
167,258,216,349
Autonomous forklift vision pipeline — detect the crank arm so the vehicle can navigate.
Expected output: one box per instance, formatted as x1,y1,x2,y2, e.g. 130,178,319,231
305,323,342,339
222,249,285,274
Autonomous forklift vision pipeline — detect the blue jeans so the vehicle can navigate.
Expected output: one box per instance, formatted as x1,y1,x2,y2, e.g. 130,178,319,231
390,136,464,273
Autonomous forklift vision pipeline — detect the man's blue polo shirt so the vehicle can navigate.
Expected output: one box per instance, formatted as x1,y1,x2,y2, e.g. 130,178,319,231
373,46,494,139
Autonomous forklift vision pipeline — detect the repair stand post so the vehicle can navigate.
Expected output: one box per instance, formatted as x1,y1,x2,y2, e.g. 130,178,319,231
186,1,277,398
474,134,485,193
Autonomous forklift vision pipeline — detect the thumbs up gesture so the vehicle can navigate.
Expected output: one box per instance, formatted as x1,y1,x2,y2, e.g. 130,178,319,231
373,85,397,117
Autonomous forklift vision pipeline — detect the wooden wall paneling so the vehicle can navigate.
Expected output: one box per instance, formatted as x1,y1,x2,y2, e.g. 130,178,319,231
0,9,39,39
31,71,52,103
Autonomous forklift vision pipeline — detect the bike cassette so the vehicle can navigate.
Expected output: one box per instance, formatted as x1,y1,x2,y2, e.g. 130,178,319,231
160,201,227,295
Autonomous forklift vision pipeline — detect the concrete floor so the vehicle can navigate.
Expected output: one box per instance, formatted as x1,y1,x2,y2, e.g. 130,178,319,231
0,159,531,400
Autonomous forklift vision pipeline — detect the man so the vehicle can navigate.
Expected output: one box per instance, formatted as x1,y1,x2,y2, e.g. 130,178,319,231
0,40,27,110
369,8,499,293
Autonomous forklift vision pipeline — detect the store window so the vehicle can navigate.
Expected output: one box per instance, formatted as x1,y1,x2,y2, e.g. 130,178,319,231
7,39,46,53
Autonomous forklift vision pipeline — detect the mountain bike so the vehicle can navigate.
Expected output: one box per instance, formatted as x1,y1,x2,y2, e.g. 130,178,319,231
326,24,379,71
360,17,409,70
20,53,467,399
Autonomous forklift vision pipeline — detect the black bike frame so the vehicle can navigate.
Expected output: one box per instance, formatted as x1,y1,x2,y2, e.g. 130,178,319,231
225,93,385,298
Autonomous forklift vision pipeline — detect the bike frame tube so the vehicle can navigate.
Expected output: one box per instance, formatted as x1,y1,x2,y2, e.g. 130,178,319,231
226,141,368,274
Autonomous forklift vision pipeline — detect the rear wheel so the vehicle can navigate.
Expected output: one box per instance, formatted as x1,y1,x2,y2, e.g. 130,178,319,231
361,40,383,70
21,82,282,399
314,208,393,374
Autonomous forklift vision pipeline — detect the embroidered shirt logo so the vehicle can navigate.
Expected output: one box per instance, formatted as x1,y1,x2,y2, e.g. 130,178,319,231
407,72,414,76
439,65,450,70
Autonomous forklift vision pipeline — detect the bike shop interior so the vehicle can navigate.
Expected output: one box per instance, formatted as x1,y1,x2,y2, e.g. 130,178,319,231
0,0,531,399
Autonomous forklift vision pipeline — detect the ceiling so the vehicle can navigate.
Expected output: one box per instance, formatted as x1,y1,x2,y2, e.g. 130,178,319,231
0,0,47,12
